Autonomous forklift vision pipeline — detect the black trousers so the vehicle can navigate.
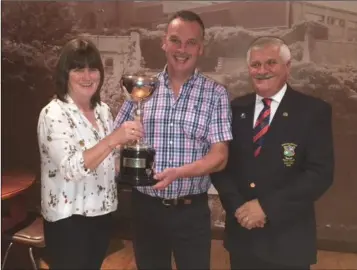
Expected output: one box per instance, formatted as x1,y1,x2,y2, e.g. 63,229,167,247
229,250,310,270
131,189,211,270
43,213,113,270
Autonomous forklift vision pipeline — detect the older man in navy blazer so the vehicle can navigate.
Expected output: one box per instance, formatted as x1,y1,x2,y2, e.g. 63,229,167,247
211,36,334,270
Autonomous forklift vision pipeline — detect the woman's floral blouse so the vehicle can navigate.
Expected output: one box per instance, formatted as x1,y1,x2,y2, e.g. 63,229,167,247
37,96,118,222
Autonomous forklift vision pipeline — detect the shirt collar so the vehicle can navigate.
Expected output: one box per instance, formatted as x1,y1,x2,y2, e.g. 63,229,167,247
63,94,77,109
255,83,287,105
62,94,100,115
65,94,74,104
162,65,199,86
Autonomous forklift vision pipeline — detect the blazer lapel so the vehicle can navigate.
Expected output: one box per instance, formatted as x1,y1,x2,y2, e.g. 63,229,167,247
232,94,255,157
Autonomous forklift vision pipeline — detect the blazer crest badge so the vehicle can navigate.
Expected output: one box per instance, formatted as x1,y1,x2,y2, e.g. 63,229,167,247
282,143,297,167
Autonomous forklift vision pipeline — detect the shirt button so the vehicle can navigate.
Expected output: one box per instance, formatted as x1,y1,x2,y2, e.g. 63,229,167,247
170,122,173,126
250,182,256,188
169,141,173,144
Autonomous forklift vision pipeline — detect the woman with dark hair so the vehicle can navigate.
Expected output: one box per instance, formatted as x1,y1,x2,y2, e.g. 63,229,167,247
37,38,143,269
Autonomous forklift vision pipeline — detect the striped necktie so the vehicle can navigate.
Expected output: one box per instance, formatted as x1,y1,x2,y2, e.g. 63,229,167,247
253,98,272,157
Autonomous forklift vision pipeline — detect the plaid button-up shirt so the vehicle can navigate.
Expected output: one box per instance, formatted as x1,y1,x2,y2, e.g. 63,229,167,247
114,68,232,199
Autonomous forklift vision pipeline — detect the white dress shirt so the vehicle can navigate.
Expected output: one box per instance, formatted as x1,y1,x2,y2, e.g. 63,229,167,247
37,96,118,222
253,84,287,127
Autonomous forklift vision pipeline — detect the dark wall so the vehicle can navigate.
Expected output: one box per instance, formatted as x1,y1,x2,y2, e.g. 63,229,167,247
1,80,52,173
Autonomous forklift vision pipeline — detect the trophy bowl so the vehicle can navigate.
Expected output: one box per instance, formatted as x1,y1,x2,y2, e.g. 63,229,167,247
116,74,159,186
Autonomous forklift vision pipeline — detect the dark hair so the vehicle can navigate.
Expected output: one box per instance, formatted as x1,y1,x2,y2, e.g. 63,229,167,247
167,10,205,38
55,38,104,109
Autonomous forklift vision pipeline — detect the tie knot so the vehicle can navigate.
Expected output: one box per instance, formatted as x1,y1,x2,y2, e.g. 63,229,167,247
262,98,272,107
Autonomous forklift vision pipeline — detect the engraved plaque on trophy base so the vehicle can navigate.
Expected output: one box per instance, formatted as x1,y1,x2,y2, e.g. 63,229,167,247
117,146,156,186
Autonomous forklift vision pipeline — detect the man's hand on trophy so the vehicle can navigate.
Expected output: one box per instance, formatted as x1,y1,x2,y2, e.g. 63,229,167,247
109,121,144,147
152,167,179,190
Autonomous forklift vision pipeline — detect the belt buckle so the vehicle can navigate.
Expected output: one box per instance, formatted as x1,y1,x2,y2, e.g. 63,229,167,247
162,198,178,206
183,198,192,205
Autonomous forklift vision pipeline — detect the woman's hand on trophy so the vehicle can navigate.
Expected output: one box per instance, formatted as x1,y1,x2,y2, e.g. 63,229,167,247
109,121,144,147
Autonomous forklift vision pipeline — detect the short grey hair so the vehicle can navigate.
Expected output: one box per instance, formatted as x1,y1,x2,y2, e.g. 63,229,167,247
246,36,291,64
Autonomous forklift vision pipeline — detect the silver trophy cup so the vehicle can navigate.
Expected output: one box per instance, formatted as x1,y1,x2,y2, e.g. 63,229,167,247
116,74,158,186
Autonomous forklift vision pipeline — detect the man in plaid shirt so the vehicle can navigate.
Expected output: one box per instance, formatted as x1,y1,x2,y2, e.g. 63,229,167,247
114,10,232,270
